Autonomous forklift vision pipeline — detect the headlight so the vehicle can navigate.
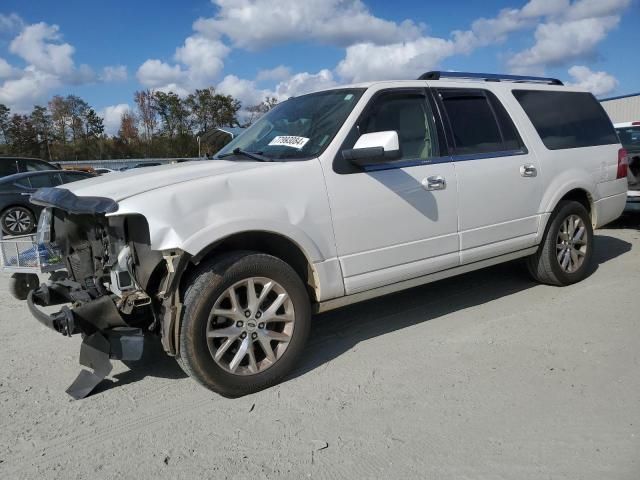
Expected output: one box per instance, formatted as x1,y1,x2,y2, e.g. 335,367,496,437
36,208,52,244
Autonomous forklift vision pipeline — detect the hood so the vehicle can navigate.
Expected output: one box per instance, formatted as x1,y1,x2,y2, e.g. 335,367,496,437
62,160,271,202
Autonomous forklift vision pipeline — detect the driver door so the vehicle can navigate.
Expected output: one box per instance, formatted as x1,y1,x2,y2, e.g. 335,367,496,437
322,89,459,294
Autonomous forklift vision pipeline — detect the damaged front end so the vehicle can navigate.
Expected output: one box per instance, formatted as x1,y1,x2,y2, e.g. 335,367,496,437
29,188,188,399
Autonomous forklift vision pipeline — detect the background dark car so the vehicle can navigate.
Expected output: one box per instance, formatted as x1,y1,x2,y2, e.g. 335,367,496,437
0,170,94,236
133,162,162,168
0,157,58,178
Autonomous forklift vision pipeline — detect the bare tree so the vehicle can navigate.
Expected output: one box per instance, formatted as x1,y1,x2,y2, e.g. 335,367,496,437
246,96,278,125
118,111,139,144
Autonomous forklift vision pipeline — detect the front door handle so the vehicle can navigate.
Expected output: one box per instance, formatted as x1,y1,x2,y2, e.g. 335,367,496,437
520,164,537,177
422,175,446,191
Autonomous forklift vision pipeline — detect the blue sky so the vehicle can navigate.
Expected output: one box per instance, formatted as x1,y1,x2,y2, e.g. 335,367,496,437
0,0,638,133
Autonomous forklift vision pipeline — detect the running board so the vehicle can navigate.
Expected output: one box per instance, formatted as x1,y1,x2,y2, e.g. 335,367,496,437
315,247,538,313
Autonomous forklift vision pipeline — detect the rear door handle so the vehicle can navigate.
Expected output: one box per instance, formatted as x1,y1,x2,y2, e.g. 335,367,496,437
520,164,537,177
422,175,446,191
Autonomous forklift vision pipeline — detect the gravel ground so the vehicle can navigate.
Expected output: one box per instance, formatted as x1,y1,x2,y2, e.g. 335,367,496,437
1,217,639,480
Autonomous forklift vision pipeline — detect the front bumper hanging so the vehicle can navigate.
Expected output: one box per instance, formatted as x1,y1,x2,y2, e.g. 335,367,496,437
28,284,145,399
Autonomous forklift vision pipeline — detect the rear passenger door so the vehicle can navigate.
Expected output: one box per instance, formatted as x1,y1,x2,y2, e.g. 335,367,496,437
435,88,542,264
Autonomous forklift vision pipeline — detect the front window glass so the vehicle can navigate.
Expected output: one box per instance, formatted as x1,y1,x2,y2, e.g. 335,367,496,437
616,126,640,149
216,89,364,160
358,92,439,160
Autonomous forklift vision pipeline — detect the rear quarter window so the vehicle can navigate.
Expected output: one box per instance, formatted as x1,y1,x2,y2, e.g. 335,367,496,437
513,90,618,150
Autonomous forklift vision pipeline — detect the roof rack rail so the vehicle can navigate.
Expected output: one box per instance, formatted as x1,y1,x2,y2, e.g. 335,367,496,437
418,71,564,86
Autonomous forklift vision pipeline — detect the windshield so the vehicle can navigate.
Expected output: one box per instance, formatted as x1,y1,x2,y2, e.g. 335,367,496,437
616,126,640,149
216,89,365,160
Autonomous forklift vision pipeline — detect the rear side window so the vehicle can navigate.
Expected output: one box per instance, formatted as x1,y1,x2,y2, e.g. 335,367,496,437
28,173,55,188
14,178,31,189
0,160,19,176
437,89,524,156
22,159,53,172
513,90,618,150
62,172,91,183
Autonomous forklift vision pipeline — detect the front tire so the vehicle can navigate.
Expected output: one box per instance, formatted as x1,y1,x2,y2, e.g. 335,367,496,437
178,252,311,397
527,200,594,286
1,206,36,236
8,273,40,300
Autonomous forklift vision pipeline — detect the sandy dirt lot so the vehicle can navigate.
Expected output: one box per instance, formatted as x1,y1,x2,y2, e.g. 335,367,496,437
1,217,639,479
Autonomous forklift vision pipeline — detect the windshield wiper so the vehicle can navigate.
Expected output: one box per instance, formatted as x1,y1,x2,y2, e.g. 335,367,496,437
218,148,272,162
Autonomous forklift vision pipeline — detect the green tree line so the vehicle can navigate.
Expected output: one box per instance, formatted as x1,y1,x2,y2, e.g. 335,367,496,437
0,88,277,160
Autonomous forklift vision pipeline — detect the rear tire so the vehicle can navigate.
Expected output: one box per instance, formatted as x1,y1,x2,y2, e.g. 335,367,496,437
527,200,593,286
177,251,311,397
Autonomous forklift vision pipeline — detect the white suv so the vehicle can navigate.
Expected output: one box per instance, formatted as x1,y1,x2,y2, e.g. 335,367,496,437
28,71,627,398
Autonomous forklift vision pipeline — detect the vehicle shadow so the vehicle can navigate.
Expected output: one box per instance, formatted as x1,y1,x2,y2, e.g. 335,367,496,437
602,212,640,231
90,234,631,395
286,233,631,382
93,335,187,394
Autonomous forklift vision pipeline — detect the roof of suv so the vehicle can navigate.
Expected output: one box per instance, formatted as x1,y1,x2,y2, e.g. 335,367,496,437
315,71,586,95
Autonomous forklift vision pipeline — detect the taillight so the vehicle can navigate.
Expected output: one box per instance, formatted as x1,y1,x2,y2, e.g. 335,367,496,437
632,121,640,126
617,148,628,179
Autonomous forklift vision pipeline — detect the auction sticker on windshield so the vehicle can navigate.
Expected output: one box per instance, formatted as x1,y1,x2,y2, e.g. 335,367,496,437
268,136,310,149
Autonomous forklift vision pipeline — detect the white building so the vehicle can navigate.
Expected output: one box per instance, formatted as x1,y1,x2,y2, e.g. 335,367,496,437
600,93,640,123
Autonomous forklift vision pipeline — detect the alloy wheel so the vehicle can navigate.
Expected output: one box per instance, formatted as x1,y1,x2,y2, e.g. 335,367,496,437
556,214,588,273
4,208,33,235
206,277,295,375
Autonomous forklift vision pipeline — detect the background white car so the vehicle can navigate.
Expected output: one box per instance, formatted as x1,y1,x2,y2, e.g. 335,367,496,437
614,121,640,211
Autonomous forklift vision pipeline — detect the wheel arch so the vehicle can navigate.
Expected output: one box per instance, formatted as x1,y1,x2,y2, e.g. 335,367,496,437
181,230,321,304
537,186,594,242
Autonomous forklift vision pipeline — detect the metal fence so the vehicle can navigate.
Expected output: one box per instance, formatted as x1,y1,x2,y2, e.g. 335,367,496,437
55,157,203,171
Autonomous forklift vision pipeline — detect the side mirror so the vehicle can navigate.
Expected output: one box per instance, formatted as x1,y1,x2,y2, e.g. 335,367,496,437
342,131,401,167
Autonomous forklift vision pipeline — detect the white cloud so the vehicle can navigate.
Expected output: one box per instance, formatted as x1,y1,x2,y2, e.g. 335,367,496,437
507,0,631,74
565,0,632,20
174,34,230,85
217,69,336,123
337,38,457,83
0,13,24,34
9,22,77,78
101,65,128,82
508,16,620,73
520,0,571,18
273,69,336,98
101,103,131,136
199,0,423,50
566,65,618,96
0,58,19,79
0,66,60,111
124,0,627,114
217,75,270,107
136,59,185,88
0,19,101,110
256,65,292,83
136,19,231,93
